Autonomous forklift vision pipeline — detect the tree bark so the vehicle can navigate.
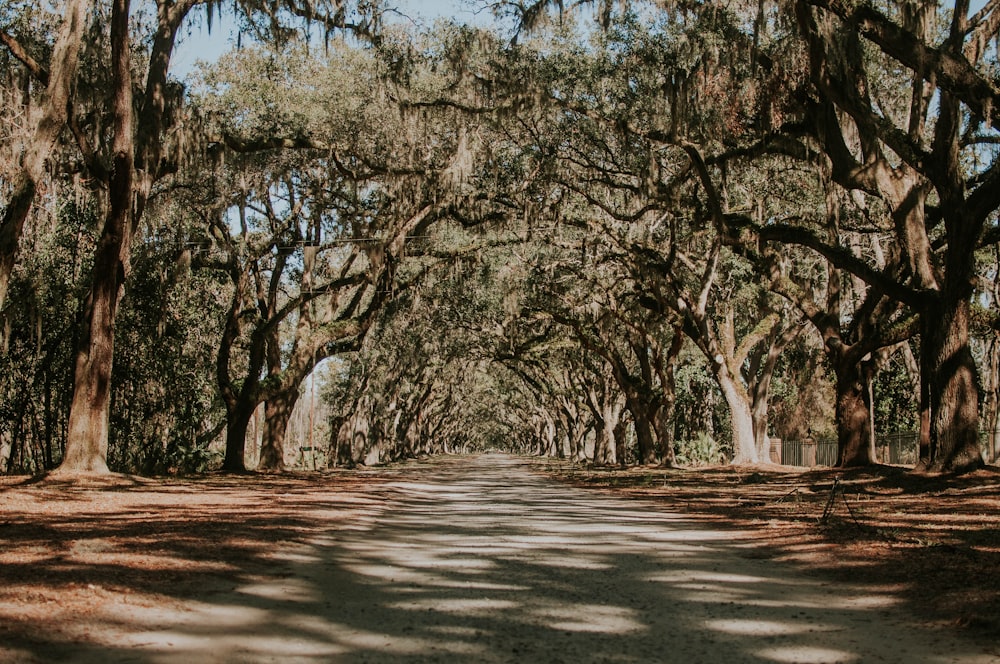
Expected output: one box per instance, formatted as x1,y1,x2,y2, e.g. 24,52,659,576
919,297,983,473
717,365,758,464
0,0,91,310
748,322,800,462
653,329,683,467
222,402,255,472
259,390,301,472
833,353,876,467
613,418,628,468
586,383,621,466
58,0,132,474
626,396,657,466
593,416,611,466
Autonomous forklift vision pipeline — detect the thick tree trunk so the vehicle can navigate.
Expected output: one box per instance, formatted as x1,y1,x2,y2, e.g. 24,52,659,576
750,397,770,463
222,403,255,472
833,355,876,467
654,402,676,468
258,390,300,472
0,0,91,310
920,298,983,473
749,324,799,462
58,0,132,475
592,420,610,465
654,329,683,467
613,419,628,468
591,398,620,466
541,411,558,457
627,399,657,466
717,368,757,464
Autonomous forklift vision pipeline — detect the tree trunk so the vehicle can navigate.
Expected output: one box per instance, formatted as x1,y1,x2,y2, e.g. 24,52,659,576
58,0,132,475
0,0,91,310
750,396,770,464
596,395,622,466
717,367,757,464
259,390,300,472
542,411,557,457
626,398,657,466
222,402,256,472
613,419,628,468
653,330,683,467
654,401,676,468
748,323,799,462
834,354,875,467
920,297,983,473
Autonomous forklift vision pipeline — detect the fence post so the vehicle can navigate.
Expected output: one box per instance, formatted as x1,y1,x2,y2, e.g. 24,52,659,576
802,435,817,467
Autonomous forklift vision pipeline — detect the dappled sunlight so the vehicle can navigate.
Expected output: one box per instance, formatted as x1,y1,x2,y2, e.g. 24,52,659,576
238,577,323,602
754,646,858,663
1,456,996,663
531,603,644,633
705,618,832,636
388,597,521,615
527,554,613,570
652,571,772,585
741,593,901,611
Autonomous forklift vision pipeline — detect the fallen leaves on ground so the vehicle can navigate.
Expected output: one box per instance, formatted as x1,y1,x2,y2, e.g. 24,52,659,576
1,458,997,659
539,460,1000,639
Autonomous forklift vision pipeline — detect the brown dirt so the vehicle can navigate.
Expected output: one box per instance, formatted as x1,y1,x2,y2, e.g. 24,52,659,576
1,458,998,661
0,468,399,661
540,460,1000,639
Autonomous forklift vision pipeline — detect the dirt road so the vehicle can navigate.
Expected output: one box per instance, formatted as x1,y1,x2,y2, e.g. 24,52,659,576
2,454,995,663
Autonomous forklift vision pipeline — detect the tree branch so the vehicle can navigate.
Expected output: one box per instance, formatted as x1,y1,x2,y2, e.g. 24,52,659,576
807,0,1000,127
758,222,925,309
0,29,49,84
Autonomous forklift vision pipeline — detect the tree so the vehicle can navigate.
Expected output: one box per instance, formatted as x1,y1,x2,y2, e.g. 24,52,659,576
50,0,387,474
0,0,91,310
500,0,1000,476
773,0,1000,472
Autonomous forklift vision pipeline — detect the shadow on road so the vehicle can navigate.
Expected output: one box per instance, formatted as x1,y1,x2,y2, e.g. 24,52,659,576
1,455,994,663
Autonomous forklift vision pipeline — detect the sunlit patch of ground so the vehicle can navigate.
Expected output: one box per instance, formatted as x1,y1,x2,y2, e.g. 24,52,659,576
0,470,391,662
0,456,997,663
541,459,1000,637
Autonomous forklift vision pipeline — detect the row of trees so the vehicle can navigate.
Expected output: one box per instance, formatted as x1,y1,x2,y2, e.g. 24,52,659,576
2,0,999,476
323,0,1000,474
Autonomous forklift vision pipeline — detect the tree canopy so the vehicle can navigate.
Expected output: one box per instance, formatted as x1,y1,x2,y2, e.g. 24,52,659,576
1,0,999,476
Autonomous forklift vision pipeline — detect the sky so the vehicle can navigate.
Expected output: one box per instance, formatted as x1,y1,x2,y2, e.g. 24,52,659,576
172,1,995,79
171,0,486,78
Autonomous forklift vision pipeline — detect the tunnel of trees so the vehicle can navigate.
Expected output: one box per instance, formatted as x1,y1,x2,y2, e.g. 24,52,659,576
2,0,999,477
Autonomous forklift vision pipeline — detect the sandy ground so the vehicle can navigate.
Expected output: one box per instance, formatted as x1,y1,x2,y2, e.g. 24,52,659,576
1,454,997,663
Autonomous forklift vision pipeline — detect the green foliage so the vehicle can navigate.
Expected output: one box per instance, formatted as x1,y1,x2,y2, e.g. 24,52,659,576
162,439,223,474
108,247,226,473
4,0,997,476
768,333,836,441
675,432,724,467
673,358,720,441
109,215,230,474
873,347,919,435
0,200,97,473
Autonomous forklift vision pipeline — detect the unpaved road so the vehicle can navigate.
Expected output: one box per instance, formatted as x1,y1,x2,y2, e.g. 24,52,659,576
3,454,996,663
